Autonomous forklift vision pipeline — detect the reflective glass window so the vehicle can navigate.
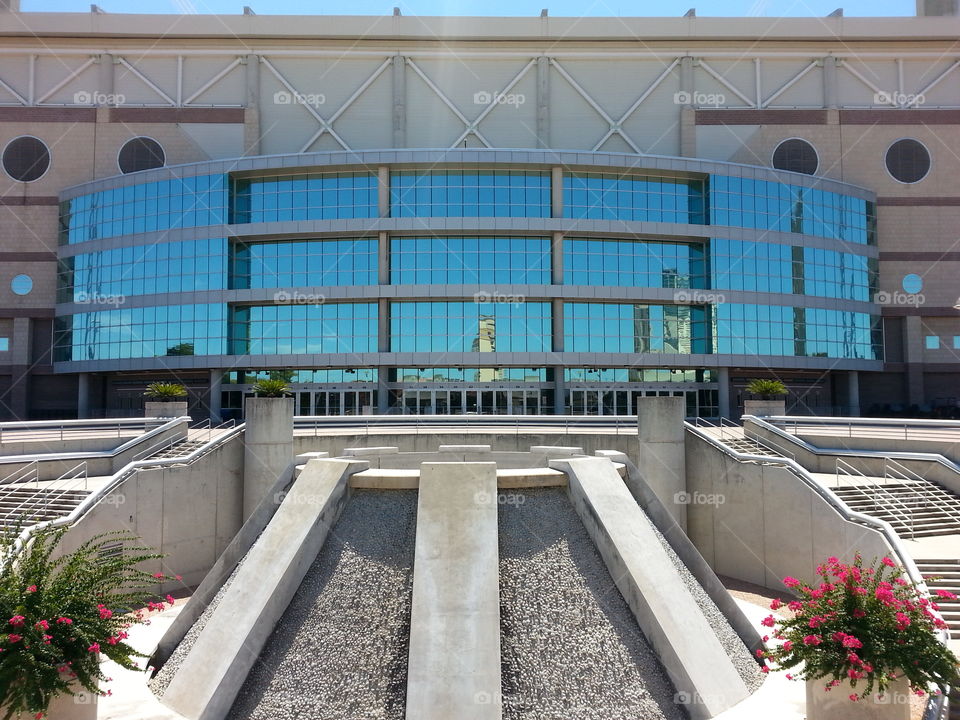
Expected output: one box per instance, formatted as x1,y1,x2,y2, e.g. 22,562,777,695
224,368,378,384
390,237,550,284
390,170,550,218
563,172,707,224
564,238,706,288
389,301,551,353
59,174,229,245
59,238,228,303
54,303,228,361
231,238,377,289
230,172,377,223
563,303,708,354
391,368,548,382
228,303,377,355
563,368,715,383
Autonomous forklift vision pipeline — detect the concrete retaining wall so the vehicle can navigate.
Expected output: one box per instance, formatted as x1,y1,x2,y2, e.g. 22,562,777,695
795,431,960,465
685,431,891,591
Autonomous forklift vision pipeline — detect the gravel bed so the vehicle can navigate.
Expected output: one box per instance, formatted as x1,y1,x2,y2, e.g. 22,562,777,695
149,561,243,697
499,488,685,720
647,523,765,693
227,489,418,720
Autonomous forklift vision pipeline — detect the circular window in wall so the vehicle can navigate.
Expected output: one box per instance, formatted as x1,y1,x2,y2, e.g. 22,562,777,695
118,137,165,174
772,138,819,175
2,136,50,182
11,274,33,295
885,139,931,184
902,273,923,294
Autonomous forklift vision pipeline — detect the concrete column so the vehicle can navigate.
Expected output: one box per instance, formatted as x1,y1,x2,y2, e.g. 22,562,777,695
551,298,563,352
678,57,696,157
378,231,390,285
377,366,390,414
823,56,839,109
406,462,501,720
77,373,90,419
550,166,563,217
8,317,32,420
378,298,390,353
903,315,924,406
553,370,566,415
208,369,223,421
392,55,406,148
717,367,730,420
536,55,549,148
637,396,687,530
243,54,261,156
242,396,294,520
378,166,390,218
847,371,861,417
98,53,114,97
550,231,563,285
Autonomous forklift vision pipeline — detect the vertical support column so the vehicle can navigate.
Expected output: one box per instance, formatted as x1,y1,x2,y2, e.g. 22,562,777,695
378,166,390,218
406,462,501,720
244,55,261,156
550,166,563,218
903,315,924,407
392,55,406,148
637,396,687,530
847,371,860,417
99,53,114,97
678,56,696,157
208,369,223,422
377,366,390,414
9,317,31,420
552,298,565,415
717,367,730,420
823,56,839,109
378,231,390,285
536,56,550,149
378,298,390,353
242,396,294,520
551,231,563,285
77,373,90,420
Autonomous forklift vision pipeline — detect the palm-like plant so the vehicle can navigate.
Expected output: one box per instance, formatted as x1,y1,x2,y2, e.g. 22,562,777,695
746,378,788,400
250,378,292,398
143,382,187,401
0,528,176,719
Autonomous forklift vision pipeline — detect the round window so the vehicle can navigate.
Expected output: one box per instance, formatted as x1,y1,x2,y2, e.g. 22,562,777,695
772,138,819,175
11,274,33,296
902,274,923,294
885,139,931,184
118,137,165,174
2,136,50,182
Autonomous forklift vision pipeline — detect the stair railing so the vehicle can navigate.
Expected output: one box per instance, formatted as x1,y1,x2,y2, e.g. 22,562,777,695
0,462,89,528
835,457,916,539
884,457,960,531
0,461,38,486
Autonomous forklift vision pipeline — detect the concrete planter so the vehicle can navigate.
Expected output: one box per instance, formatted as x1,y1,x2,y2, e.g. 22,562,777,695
242,396,295,519
805,674,911,720
1,670,100,720
743,399,786,417
145,401,189,418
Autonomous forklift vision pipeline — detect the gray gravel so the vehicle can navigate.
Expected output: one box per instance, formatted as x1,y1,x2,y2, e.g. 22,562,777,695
647,521,765,693
499,488,686,720
227,489,418,720
149,562,242,697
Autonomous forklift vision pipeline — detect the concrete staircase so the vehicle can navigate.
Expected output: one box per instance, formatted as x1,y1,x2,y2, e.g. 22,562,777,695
0,484,91,534
143,438,207,462
831,482,960,539
914,560,960,719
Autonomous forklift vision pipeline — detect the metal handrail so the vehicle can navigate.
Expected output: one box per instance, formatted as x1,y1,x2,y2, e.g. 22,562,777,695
685,421,952,720
0,461,39,486
2,423,246,568
766,414,960,441
2,462,88,525
884,457,960,530
0,417,169,445
835,457,917,538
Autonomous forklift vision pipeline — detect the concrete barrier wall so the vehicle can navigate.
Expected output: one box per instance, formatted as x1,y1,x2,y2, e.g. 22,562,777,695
54,433,244,593
0,434,139,456
685,431,891,591
795,431,960,466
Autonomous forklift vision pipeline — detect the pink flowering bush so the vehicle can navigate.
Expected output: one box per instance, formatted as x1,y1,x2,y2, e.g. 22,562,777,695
0,528,178,719
758,554,959,700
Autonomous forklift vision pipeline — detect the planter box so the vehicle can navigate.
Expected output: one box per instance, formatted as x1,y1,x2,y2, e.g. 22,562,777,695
145,401,189,418
45,683,98,720
743,399,786,417
806,675,911,720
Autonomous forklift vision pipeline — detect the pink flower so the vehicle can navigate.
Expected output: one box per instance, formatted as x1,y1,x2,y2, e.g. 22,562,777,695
56,617,72,625
42,635,52,645
8,616,25,627
761,615,776,628
853,609,866,618
787,601,803,611
783,576,800,588
882,557,896,568
803,634,822,646
895,612,911,630
808,616,824,628
87,643,100,653
827,556,839,564
7,634,22,643
760,666,769,674
936,589,957,600
166,595,176,606
782,641,793,652
849,693,860,702
842,635,863,649
769,598,783,610
26,585,37,593
34,620,49,630
153,573,164,579
98,606,112,620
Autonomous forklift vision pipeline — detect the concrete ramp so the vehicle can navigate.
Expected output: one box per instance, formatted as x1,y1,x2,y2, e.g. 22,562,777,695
552,456,751,720
159,458,366,720
405,462,502,720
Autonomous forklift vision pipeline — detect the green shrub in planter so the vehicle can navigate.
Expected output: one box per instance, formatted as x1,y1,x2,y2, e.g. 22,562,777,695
250,379,292,398
143,382,187,401
745,378,788,400
0,528,178,719
758,554,958,701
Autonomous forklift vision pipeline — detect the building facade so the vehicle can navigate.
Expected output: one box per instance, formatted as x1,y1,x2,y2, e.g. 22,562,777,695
0,8,957,417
